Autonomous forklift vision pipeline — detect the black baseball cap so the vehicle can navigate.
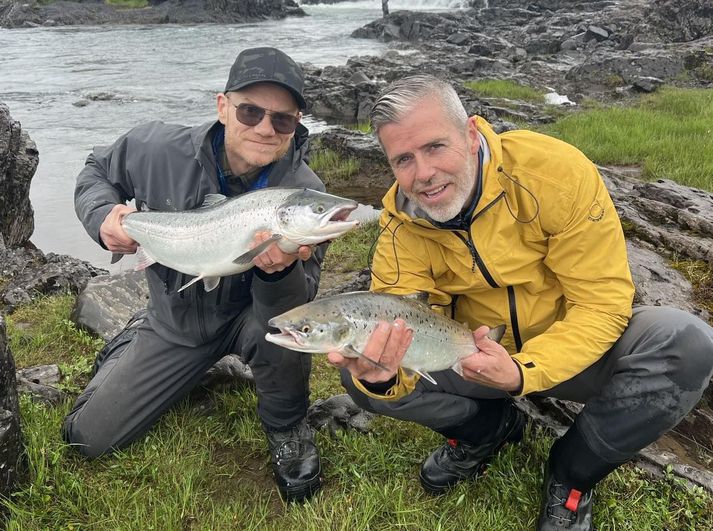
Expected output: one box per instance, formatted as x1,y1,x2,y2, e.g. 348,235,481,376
224,47,306,110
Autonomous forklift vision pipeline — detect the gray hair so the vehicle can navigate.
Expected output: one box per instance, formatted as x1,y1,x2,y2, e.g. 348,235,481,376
370,75,468,136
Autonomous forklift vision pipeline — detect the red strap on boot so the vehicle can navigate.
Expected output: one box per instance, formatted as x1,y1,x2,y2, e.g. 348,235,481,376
564,489,582,512
447,438,458,448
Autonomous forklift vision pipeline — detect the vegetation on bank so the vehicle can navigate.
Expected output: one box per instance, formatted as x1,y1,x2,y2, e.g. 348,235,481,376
308,146,360,187
465,79,546,103
541,87,713,191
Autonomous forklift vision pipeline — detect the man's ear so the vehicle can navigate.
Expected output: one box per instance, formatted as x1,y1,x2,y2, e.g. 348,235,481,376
217,93,229,125
467,116,480,155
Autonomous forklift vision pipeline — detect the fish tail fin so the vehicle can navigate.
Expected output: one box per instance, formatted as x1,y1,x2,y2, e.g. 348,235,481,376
487,324,507,343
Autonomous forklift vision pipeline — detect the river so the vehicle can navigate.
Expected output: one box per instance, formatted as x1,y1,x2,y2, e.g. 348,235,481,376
0,0,466,272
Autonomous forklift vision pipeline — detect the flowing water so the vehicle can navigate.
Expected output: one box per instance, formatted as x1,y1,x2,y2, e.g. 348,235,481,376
0,1,467,271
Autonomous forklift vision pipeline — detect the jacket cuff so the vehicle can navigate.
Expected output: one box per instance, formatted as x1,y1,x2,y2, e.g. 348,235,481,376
508,359,525,397
350,367,419,401
511,353,540,395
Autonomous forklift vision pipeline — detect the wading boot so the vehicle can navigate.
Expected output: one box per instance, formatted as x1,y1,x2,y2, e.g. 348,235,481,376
537,465,593,530
267,418,322,503
419,403,526,495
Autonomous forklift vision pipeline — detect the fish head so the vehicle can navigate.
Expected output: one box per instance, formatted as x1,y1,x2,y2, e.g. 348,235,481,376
275,189,360,245
265,302,354,354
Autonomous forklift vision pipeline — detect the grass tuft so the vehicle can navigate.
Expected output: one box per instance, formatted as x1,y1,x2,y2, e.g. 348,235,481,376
465,79,545,102
308,147,360,187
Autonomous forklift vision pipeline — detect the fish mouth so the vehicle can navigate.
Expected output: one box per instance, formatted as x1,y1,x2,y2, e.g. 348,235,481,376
319,203,359,226
264,325,325,353
317,203,360,235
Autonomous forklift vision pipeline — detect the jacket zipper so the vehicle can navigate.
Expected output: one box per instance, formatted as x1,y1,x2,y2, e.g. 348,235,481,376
453,231,499,288
507,286,523,352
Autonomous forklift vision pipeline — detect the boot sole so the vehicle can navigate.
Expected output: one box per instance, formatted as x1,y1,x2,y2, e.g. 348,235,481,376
277,474,323,503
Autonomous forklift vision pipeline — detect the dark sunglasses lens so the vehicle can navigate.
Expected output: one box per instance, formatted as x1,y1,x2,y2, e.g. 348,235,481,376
270,114,298,134
235,104,265,127
235,103,297,134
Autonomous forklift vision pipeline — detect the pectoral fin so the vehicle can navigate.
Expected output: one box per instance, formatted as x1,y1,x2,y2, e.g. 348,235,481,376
414,369,438,385
232,234,283,266
202,276,221,292
134,246,157,271
343,344,390,372
111,253,123,264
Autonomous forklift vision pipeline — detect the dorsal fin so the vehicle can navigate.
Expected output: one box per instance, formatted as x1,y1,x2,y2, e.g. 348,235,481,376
401,291,430,305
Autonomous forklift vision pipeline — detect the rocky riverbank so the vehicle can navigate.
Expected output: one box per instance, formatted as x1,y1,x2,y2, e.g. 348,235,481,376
0,0,305,29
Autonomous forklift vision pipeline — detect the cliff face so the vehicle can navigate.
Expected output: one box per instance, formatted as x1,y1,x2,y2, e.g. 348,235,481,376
0,103,36,248
0,0,305,29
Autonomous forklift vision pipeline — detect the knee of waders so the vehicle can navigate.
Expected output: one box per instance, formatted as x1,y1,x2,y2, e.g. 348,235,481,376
61,412,115,459
658,312,713,393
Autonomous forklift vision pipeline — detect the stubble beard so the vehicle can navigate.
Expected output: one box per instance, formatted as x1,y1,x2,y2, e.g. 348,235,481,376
406,157,477,223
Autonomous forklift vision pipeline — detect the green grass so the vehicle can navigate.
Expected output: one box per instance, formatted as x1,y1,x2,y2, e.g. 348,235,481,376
346,122,373,134
105,0,149,8
3,279,712,528
322,220,380,273
308,147,361,187
541,87,713,191
465,79,546,103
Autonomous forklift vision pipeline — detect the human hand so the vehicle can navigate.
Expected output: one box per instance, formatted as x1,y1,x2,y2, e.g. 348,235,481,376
100,204,138,254
458,326,522,392
251,230,313,274
327,319,413,383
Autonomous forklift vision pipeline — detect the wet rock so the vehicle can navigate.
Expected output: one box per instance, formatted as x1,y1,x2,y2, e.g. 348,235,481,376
306,394,375,435
585,25,610,42
0,103,37,248
0,245,107,312
71,269,150,342
0,316,23,498
632,76,664,93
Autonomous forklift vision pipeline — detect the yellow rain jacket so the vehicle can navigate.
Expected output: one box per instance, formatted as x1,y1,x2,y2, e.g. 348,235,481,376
355,117,634,399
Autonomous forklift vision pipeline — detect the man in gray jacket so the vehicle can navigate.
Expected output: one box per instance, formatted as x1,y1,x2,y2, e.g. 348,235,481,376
65,47,325,502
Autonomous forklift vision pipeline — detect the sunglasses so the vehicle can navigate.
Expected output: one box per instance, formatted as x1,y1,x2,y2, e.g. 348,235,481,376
230,102,299,135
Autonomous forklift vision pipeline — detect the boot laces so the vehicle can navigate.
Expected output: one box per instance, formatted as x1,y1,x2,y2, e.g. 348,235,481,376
546,480,579,526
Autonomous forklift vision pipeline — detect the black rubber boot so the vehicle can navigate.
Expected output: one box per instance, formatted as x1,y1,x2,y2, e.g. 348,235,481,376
419,402,526,495
537,464,593,530
266,418,322,503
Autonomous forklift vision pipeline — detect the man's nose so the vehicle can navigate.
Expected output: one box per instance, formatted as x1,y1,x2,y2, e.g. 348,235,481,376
413,155,435,182
253,113,275,136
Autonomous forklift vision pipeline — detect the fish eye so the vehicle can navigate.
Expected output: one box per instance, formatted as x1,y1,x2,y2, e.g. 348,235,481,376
315,204,325,214
300,324,311,333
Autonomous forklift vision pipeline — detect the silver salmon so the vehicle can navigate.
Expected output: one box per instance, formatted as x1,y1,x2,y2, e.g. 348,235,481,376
265,291,505,384
115,188,359,292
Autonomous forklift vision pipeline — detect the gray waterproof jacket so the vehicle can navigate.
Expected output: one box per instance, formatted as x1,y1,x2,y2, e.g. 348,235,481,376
75,120,326,345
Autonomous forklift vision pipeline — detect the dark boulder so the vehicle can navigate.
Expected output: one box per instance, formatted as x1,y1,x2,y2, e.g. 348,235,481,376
0,316,23,498
0,103,37,248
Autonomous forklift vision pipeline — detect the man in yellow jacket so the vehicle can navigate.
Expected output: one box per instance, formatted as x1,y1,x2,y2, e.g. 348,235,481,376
329,74,713,530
